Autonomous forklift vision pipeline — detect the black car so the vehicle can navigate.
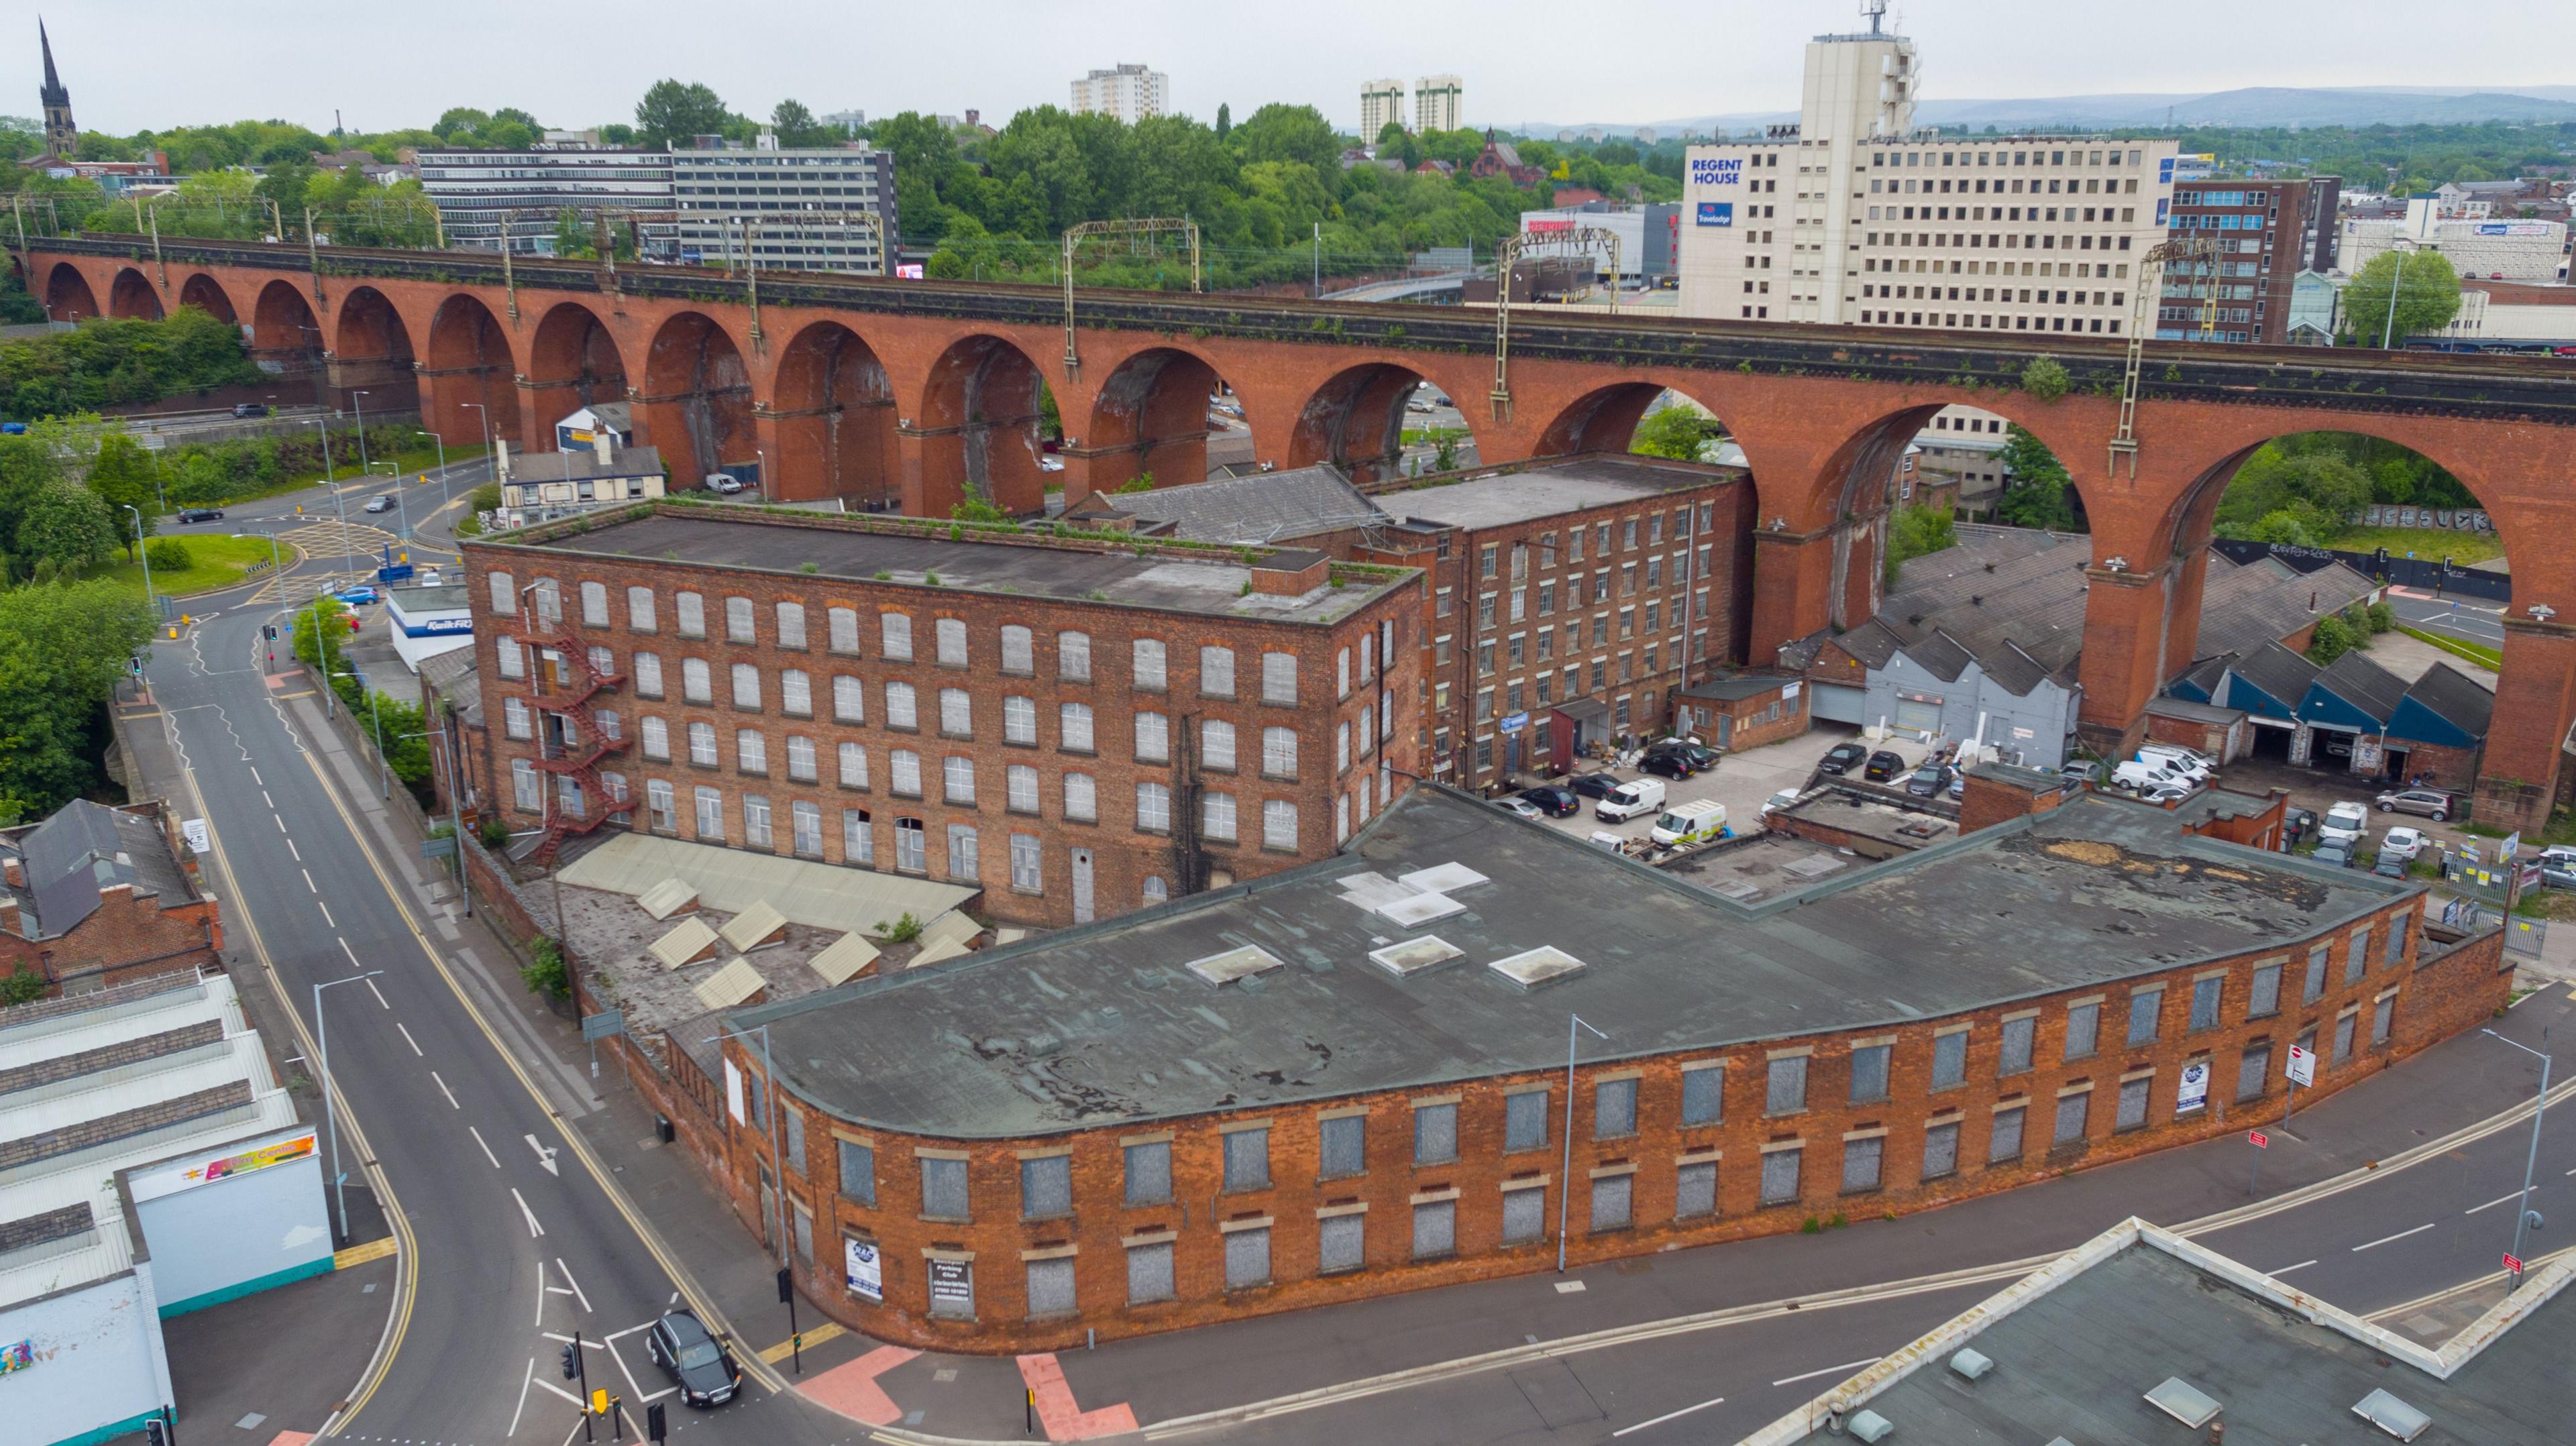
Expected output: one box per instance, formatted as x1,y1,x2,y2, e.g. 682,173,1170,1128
2371,853,2409,879
1904,764,1948,797
1640,751,1697,780
176,507,224,523
1517,785,1580,818
1567,772,1623,801
1819,742,1869,776
645,1310,741,1408
229,402,270,418
1651,740,1721,773
2313,842,2357,869
1862,750,1905,782
2282,808,2319,844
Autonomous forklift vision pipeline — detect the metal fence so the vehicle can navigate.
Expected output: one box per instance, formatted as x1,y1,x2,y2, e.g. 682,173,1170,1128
2210,538,2512,604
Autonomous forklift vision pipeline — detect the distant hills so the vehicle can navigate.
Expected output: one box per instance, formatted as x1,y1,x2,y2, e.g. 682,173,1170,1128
1519,86,2576,137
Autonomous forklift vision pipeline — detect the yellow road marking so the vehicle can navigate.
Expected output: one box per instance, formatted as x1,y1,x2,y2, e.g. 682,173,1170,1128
759,1321,846,1362
335,1237,399,1269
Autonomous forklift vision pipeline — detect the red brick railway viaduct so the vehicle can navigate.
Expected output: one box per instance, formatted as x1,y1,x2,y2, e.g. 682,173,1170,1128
29,237,2576,828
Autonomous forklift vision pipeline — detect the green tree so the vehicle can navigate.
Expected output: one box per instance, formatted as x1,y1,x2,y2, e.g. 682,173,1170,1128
84,433,160,556
254,163,317,234
1215,103,1231,141
634,80,734,149
1630,405,1721,461
16,479,115,570
1884,504,1958,584
2306,612,2362,665
0,579,154,822
2341,247,2463,346
2019,355,2071,402
1230,103,1340,172
769,99,833,149
1994,425,2078,531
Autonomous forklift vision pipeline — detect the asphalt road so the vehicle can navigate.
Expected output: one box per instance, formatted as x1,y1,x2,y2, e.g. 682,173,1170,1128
146,555,843,1445
2387,586,2507,649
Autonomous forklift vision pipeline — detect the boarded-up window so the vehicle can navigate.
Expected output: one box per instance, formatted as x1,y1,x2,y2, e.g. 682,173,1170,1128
1841,1136,1883,1192
1320,1115,1365,1178
1990,1107,2026,1162
1848,1045,1890,1103
1505,1091,1548,1152
1502,1185,1546,1242
1998,1016,2035,1075
1766,1056,1807,1115
2190,977,2222,1033
1595,1078,1638,1138
2249,963,2282,1018
1318,1213,1365,1274
1020,1156,1071,1219
1414,1103,1457,1164
1674,1162,1717,1219
839,1140,874,1205
1124,1141,1171,1206
1411,1199,1456,1258
2237,1043,2271,1102
2053,1092,2090,1147
1590,1174,1632,1231
920,1156,968,1219
2127,989,2163,1046
2064,1003,2100,1060
1923,1121,1960,1180
2116,1076,2151,1131
1025,1257,1074,1319
1931,1032,1967,1091
1223,1227,1269,1289
1680,1068,1723,1125
1759,1146,1802,1206
1223,1129,1269,1192
1127,1241,1174,1304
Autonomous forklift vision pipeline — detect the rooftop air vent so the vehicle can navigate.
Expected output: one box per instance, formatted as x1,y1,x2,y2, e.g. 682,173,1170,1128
1847,1409,1896,1443
1368,936,1464,978
1487,946,1586,991
2351,1388,2432,1441
1183,945,1286,987
2143,1377,2222,1429
1947,1347,1993,1382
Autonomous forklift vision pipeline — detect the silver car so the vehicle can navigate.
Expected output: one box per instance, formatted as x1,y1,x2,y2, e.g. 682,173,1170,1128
2373,789,2454,822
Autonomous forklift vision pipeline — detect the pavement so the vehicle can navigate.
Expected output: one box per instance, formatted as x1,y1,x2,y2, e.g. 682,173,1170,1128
109,526,2576,1446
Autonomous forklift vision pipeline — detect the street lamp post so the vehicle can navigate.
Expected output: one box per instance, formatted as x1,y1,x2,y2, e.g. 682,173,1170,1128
352,389,374,478
309,414,354,582
124,504,154,616
2481,1027,2552,1290
755,447,767,505
2379,240,2416,351
1557,1013,1608,1274
315,972,385,1246
708,1023,794,1272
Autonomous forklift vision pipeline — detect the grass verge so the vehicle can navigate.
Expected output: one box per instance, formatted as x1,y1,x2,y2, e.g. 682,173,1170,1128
100,535,300,600
2330,524,2506,567
2397,624,2502,670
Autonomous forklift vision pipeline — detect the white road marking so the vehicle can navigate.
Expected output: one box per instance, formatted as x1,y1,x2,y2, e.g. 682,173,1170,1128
365,977,388,1009
396,1023,421,1056
547,1286,576,1295
250,768,262,786
1772,1357,1882,1388
508,1356,535,1439
430,1070,458,1108
2353,1222,2437,1252
317,900,334,928
2467,1187,2537,1215
540,1330,604,1346
301,869,317,893
286,838,300,861
2271,1259,2318,1275
338,937,362,969
514,1186,546,1237
553,1255,592,1313
533,1376,586,1407
263,791,274,808
526,1134,561,1177
467,1125,500,1168
1613,1396,1727,1437
274,814,286,832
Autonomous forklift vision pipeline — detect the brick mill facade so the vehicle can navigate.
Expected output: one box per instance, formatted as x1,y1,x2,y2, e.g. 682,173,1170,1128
462,504,1423,925
699,785,2506,1352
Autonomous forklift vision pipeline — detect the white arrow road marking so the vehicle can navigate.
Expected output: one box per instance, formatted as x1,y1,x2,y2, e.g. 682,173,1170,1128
513,1186,546,1237
526,1133,561,1176
553,1255,592,1312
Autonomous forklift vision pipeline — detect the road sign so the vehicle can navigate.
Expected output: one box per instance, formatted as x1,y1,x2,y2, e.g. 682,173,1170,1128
419,834,458,859
580,1009,625,1042
2286,1044,2316,1087
2504,1251,2524,1275
591,1388,609,1416
2249,1130,2268,1149
180,818,211,855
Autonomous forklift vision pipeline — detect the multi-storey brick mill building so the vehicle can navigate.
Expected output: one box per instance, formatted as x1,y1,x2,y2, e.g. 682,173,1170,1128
700,783,2504,1351
460,503,1422,926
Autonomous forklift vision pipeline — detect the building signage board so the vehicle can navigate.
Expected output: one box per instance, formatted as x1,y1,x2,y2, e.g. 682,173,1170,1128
1696,201,1733,227
845,1237,883,1301
1688,157,1742,187
725,1060,746,1123
927,1258,972,1310
1499,711,1530,732
180,818,211,854
2176,1060,2210,1114
2286,1044,2316,1087
127,1128,319,1203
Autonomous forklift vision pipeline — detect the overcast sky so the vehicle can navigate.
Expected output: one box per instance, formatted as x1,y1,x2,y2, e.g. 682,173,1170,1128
26,1,2576,140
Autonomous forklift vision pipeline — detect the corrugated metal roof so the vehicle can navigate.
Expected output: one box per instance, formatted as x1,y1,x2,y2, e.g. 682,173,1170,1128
690,958,765,1013
2232,641,2322,708
808,934,881,987
2314,649,2410,723
554,832,975,941
1091,466,1386,545
2399,661,2496,737
718,901,788,952
647,917,720,971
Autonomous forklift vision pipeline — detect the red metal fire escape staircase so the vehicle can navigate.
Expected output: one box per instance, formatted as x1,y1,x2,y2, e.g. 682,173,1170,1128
532,634,631,860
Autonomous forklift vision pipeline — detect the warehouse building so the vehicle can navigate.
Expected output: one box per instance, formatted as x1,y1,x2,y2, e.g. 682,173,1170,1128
701,781,2500,1350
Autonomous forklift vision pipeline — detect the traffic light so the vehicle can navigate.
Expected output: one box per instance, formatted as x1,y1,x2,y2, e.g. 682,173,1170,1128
776,1266,792,1303
560,1342,580,1380
647,1402,667,1443
262,623,278,641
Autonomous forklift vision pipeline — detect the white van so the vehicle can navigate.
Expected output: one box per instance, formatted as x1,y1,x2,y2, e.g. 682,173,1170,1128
2136,744,2213,782
1652,799,1729,847
2112,760,2184,793
1595,778,1667,823
2318,800,2371,845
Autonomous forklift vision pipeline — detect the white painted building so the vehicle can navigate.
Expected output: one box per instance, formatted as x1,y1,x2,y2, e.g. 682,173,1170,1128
1415,75,1463,134
416,145,676,256
2340,197,2569,283
1360,79,1407,141
1070,64,1169,123
667,131,898,274
1676,26,2176,334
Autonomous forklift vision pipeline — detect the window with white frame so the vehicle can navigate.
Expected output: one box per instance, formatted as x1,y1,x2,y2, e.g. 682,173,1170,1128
1132,638,1167,691
1064,773,1097,822
1263,726,1298,778
1201,719,1235,771
640,716,669,760
631,651,662,696
786,735,817,782
1261,651,1297,705
842,808,873,863
934,617,967,667
1003,696,1036,745
1203,791,1237,841
626,586,655,630
885,682,917,730
1057,630,1090,681
693,785,724,838
1010,832,1041,892
943,756,975,805
1061,702,1095,753
1199,646,1235,698
511,758,539,810
880,612,912,659
792,800,821,856
837,742,869,789
730,663,761,710
735,729,767,775
1263,799,1298,850
681,658,712,704
646,778,675,831
1000,625,1034,675
833,675,863,723
946,824,978,881
1008,764,1038,814
894,817,925,872
1136,782,1171,833
890,749,922,797
938,688,971,737
1135,712,1170,763
688,722,718,767
780,669,811,716
504,696,532,740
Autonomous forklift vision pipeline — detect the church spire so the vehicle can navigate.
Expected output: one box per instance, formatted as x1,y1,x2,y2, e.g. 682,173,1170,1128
39,20,76,155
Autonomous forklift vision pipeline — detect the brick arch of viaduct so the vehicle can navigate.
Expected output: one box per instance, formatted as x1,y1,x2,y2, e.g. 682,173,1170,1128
32,249,2576,827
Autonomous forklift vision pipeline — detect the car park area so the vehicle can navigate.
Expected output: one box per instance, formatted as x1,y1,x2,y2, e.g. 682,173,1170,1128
1525,726,1926,851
